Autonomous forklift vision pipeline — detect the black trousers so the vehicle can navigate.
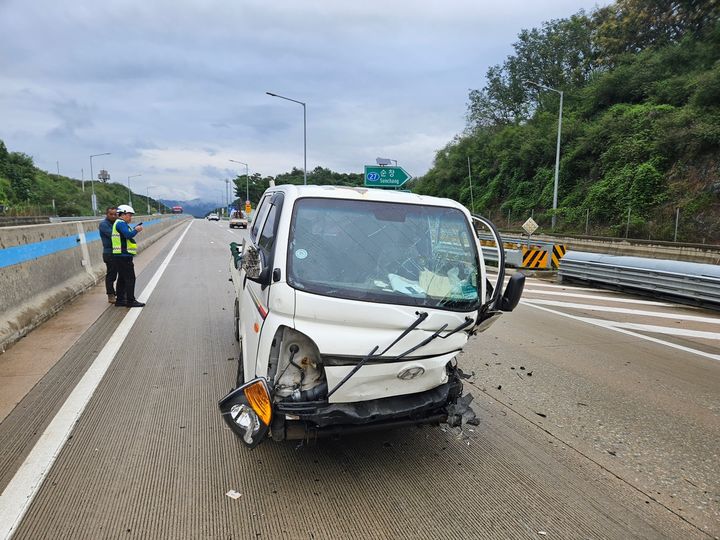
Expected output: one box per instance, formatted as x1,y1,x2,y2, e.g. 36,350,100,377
102,253,119,295
114,256,136,304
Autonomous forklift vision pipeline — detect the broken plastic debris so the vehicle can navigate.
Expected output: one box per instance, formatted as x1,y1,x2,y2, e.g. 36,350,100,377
225,490,242,499
449,393,480,426
538,532,547,536
457,368,474,380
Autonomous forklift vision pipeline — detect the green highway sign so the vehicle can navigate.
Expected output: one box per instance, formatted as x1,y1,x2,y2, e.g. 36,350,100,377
364,166,412,187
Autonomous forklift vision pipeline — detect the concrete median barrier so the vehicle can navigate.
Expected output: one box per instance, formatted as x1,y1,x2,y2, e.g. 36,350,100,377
0,215,190,353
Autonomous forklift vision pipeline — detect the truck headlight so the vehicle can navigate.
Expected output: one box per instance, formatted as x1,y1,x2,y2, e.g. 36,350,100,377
219,378,272,448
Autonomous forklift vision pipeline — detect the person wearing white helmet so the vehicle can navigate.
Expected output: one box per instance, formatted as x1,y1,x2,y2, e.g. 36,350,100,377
99,206,119,304
111,204,145,307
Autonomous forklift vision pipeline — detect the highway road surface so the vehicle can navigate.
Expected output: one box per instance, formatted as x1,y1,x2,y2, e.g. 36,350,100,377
0,218,717,539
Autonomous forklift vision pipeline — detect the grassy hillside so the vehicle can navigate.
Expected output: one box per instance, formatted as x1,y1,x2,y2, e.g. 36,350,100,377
0,141,161,216
415,0,720,242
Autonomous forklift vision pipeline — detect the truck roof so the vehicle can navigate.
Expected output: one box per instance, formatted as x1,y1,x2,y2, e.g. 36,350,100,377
264,185,468,212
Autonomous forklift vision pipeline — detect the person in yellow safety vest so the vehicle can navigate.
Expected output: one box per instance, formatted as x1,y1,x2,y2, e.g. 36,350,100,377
112,204,145,307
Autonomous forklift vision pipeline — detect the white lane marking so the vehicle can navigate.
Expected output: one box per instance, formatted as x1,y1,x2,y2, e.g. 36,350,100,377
486,275,612,294
600,321,720,340
523,289,672,306
0,221,194,540
522,299,720,325
521,301,720,363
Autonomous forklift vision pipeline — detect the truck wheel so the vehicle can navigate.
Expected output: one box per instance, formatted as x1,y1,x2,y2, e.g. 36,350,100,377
233,298,240,342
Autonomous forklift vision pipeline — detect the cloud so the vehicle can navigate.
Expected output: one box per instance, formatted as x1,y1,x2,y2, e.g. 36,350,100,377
0,0,608,202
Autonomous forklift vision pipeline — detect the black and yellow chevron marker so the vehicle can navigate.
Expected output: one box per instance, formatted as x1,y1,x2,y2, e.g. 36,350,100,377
522,246,548,268
551,244,567,268
480,239,522,250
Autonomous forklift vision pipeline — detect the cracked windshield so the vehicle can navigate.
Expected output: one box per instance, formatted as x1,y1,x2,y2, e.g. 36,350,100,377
288,198,480,310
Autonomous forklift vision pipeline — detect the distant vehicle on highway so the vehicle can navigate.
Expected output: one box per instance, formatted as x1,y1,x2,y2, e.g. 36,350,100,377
207,213,220,221
229,210,248,229
219,185,524,448
171,206,183,214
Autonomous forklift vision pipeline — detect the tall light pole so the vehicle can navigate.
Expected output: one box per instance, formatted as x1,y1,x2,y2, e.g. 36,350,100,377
229,159,249,203
89,152,111,216
146,185,156,215
127,174,142,206
467,156,474,213
524,80,563,231
217,179,230,216
266,91,307,185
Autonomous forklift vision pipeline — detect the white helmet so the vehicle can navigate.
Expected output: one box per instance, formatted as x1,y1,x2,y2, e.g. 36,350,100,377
117,204,135,214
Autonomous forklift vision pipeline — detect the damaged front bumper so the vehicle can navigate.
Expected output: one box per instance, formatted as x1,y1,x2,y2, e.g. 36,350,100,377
219,366,472,447
271,370,464,441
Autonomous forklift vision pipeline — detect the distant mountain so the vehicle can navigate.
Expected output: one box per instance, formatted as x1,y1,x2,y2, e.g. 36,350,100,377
159,198,219,218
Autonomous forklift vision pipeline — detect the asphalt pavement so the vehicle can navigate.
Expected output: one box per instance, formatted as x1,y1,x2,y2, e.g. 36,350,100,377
0,218,717,539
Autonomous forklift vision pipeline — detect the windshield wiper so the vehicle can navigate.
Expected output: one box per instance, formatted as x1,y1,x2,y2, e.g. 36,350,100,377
326,311,429,399
392,316,473,360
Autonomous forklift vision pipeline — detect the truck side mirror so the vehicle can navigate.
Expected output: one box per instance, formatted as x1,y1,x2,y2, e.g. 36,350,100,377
498,273,525,312
241,244,271,286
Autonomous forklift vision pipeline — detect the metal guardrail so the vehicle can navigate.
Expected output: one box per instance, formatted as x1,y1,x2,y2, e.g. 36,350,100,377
481,245,522,267
558,251,720,307
49,216,97,223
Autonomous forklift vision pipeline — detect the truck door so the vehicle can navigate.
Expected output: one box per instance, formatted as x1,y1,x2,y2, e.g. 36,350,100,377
239,192,284,379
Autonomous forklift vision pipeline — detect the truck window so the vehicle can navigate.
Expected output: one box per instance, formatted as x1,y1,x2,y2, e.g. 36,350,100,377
257,194,284,255
251,194,272,242
287,198,480,312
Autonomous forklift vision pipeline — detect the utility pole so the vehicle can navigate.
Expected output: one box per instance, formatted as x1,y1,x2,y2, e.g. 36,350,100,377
523,80,563,230
467,156,474,213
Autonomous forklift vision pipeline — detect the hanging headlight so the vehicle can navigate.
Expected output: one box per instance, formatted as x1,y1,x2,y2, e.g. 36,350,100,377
219,378,272,448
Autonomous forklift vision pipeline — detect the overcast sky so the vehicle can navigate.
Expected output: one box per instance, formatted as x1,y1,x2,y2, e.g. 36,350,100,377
0,0,605,203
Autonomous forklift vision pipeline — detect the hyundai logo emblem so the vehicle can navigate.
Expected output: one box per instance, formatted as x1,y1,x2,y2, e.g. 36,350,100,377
397,366,425,380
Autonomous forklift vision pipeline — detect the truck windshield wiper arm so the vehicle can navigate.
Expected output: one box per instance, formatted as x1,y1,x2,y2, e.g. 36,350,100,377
391,316,474,360
326,311,428,399
378,311,428,355
326,345,379,399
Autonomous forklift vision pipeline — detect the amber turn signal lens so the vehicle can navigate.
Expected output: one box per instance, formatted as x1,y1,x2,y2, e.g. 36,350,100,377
244,380,272,425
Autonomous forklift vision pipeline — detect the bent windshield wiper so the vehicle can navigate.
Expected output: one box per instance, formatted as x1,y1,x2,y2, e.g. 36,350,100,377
378,311,428,355
392,316,474,360
326,311,429,399
326,345,379,399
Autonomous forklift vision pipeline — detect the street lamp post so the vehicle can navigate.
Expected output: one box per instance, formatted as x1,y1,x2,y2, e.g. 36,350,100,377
266,91,307,185
89,152,111,216
217,179,230,216
467,156,475,213
524,80,563,231
127,174,142,206
229,159,250,203
146,185,156,215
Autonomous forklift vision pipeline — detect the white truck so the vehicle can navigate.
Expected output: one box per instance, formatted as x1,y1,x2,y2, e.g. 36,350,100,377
219,185,523,448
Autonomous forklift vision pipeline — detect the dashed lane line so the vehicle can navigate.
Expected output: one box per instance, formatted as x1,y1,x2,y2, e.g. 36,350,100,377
598,321,720,340
522,299,720,325
523,289,672,307
521,301,720,363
